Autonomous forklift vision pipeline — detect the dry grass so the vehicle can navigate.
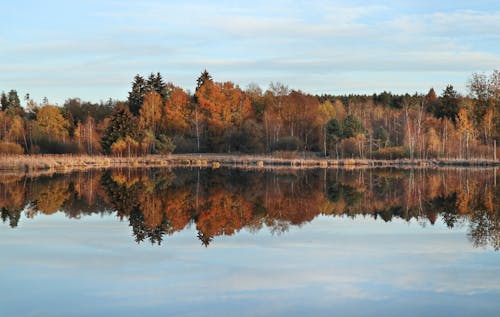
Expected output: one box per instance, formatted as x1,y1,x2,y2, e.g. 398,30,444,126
0,154,497,175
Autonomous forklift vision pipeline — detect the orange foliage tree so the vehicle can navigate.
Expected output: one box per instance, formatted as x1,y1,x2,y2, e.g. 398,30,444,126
196,81,253,151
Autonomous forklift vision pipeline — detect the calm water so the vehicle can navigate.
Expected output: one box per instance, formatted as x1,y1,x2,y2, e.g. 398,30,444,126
0,168,498,317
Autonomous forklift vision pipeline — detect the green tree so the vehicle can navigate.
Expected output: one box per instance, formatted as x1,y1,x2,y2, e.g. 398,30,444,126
128,74,146,115
7,90,21,109
433,85,460,123
101,106,138,154
326,118,342,158
342,114,364,138
196,69,212,91
155,134,175,154
1,90,22,114
0,92,8,110
374,126,389,148
146,72,171,101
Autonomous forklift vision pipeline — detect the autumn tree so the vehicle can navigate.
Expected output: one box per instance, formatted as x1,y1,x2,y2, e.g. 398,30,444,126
74,116,101,154
35,105,70,141
139,91,162,135
282,91,320,150
468,72,490,125
196,80,252,152
332,99,347,121
425,88,440,114
8,115,27,152
468,70,499,145
246,83,266,121
318,100,336,156
263,82,289,150
63,98,113,124
163,85,191,136
457,107,473,158
425,127,440,157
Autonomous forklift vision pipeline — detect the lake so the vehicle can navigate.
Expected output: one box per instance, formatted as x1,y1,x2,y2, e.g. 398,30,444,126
0,167,498,317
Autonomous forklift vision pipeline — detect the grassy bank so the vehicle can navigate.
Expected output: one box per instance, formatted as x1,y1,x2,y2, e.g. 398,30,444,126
0,154,498,174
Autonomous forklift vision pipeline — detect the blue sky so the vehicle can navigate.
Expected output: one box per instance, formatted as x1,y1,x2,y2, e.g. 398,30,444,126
1,214,499,316
1,0,499,104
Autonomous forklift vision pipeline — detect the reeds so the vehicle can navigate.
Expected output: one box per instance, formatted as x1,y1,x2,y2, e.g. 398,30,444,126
0,154,497,175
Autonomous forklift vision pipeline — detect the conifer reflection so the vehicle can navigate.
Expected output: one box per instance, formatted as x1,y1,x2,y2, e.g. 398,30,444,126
0,168,497,249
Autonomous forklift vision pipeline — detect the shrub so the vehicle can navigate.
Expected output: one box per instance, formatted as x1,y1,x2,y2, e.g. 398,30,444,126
370,146,410,159
172,136,198,153
272,151,300,159
0,141,24,154
35,138,80,154
111,138,127,156
234,119,265,153
339,135,366,158
155,134,175,154
273,136,303,151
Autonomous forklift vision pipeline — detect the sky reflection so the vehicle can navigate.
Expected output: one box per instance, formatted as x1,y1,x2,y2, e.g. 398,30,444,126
1,213,498,317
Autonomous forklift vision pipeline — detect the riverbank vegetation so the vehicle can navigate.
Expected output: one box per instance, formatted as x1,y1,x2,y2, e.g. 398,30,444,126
0,154,497,175
0,168,497,249
1,70,498,160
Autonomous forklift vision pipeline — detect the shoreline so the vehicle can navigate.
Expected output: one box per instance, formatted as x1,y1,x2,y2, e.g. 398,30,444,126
0,154,497,175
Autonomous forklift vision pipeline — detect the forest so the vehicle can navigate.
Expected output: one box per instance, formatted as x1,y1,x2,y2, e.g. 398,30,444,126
0,70,498,159
0,168,497,249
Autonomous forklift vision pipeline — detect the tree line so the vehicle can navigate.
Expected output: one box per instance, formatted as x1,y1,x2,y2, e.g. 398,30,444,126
0,69,498,159
0,169,497,248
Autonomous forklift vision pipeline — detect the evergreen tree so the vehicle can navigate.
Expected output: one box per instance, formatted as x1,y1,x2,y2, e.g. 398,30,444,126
326,118,343,157
434,85,460,123
196,69,212,91
326,118,343,140
0,92,8,110
342,114,364,138
128,74,146,115
425,88,440,114
146,72,170,101
101,106,138,154
7,90,21,109
374,126,389,148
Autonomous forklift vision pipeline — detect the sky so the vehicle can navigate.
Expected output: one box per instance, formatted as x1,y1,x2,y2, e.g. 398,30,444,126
0,0,499,105
1,214,499,316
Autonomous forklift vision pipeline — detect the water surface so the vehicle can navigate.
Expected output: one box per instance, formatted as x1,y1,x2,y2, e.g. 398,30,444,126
0,168,498,316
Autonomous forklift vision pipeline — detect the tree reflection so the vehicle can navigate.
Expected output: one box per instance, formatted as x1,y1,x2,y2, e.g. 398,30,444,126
0,168,498,250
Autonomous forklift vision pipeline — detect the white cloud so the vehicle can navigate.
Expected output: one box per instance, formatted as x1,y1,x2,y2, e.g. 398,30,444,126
0,1,498,102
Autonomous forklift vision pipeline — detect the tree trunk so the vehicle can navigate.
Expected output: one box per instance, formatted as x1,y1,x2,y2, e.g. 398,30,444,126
195,110,200,152
323,125,327,157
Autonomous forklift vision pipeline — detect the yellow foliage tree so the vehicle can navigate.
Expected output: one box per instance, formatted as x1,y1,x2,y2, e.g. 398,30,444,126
318,100,336,156
36,105,69,141
139,91,163,134
111,138,127,156
457,107,473,158
425,128,440,157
